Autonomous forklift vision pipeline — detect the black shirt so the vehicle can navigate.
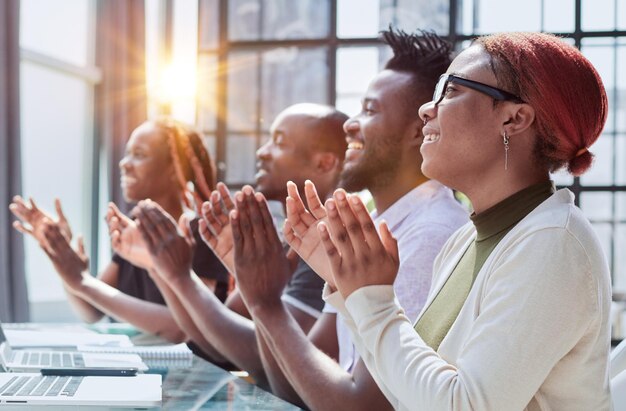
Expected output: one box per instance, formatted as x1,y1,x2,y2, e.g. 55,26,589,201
113,218,230,305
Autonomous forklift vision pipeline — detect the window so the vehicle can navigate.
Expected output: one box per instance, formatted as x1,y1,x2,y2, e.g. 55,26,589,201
19,0,100,321
195,0,626,301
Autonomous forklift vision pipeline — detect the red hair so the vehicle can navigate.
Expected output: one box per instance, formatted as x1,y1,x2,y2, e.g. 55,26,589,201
475,33,608,176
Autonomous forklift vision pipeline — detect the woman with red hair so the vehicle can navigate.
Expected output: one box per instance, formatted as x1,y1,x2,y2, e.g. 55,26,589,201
318,32,611,409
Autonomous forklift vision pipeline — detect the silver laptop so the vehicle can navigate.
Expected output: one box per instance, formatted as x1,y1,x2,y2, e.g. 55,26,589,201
0,323,148,372
0,372,161,407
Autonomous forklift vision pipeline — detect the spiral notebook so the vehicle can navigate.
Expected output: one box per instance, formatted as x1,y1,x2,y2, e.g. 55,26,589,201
76,342,193,360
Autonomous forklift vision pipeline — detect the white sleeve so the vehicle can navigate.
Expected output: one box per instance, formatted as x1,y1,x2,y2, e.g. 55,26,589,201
343,229,600,411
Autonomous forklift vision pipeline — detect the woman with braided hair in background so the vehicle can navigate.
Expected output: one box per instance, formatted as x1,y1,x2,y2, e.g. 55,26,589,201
10,118,229,343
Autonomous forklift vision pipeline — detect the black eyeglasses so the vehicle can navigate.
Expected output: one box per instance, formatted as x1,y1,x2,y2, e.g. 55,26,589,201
433,73,525,105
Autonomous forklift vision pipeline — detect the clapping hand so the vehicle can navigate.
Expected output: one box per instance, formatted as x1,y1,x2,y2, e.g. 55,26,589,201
40,221,88,291
10,197,72,248
318,189,399,299
105,202,152,269
198,182,236,273
283,180,335,287
132,200,195,284
231,186,293,311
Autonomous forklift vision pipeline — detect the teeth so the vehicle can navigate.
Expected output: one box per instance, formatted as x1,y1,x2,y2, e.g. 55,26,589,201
347,141,364,150
424,134,440,143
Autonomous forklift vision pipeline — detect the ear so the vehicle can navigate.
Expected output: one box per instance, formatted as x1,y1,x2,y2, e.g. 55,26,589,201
312,152,340,173
408,118,424,148
502,103,536,137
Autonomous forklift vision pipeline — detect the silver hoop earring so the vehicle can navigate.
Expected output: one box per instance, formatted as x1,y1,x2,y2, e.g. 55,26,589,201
503,131,510,170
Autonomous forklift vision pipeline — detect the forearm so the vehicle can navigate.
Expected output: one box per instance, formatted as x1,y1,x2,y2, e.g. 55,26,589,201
168,273,266,382
149,271,224,360
253,302,389,411
62,281,105,323
255,327,306,407
74,276,186,342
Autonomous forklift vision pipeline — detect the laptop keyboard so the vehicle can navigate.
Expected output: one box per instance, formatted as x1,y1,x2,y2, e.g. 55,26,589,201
0,376,83,397
18,352,85,367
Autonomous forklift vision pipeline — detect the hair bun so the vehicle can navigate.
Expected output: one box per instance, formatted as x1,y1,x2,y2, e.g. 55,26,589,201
568,150,594,176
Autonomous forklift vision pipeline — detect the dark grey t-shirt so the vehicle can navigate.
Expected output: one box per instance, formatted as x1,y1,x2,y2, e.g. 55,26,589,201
281,257,325,318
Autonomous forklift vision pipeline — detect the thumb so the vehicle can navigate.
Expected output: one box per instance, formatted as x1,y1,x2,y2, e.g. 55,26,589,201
77,235,86,256
55,199,67,222
179,214,196,246
285,247,299,274
379,221,399,265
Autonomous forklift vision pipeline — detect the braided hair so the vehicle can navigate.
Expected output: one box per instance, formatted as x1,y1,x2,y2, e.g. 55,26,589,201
153,118,217,212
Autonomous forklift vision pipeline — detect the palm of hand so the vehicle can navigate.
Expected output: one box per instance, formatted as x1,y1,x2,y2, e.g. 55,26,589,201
210,224,235,273
291,217,333,285
115,221,152,267
28,210,72,245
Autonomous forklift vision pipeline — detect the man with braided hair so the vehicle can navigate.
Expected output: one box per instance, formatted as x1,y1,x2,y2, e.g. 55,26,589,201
213,28,467,409
10,119,229,342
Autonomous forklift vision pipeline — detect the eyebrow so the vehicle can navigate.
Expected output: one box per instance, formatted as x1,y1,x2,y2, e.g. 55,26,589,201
448,71,468,79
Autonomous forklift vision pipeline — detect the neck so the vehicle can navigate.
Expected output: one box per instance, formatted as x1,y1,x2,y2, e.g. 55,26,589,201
152,193,184,220
370,169,429,214
464,168,550,214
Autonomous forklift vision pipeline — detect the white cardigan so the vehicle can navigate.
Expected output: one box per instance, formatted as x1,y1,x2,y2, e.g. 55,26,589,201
325,189,612,411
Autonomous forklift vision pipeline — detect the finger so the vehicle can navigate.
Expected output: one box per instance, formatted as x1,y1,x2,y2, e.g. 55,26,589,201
210,190,230,226
230,209,244,261
283,219,302,250
286,181,317,228
29,197,41,213
304,180,327,220
317,222,342,275
234,191,251,235
334,190,368,257
77,235,86,257
348,193,383,251
324,198,354,258
198,218,217,249
110,230,121,250
134,205,158,253
379,221,399,265
12,221,33,235
217,182,235,211
144,204,179,242
54,199,67,223
9,201,31,221
107,216,119,236
202,198,225,236
108,203,129,228
178,214,196,247
285,197,313,238
243,186,267,250
255,192,281,246
283,219,302,246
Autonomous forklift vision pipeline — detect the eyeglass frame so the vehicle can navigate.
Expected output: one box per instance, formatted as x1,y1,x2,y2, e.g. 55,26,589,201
433,73,525,106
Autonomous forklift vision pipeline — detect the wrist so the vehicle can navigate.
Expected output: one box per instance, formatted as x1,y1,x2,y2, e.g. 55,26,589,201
247,297,284,320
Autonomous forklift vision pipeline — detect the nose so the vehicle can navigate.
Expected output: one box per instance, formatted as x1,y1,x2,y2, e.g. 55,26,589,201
343,117,359,134
418,100,437,125
256,140,271,160
119,156,130,171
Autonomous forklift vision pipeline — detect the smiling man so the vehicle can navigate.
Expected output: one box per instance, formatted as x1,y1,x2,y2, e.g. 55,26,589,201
124,103,348,387
229,28,470,410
